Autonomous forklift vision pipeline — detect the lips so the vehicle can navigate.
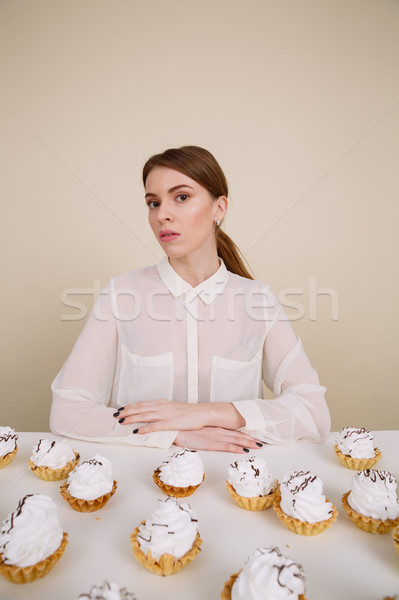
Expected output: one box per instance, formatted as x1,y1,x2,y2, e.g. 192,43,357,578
159,230,181,241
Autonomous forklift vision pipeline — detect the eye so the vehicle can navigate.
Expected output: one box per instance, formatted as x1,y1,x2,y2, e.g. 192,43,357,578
176,194,189,202
146,200,160,209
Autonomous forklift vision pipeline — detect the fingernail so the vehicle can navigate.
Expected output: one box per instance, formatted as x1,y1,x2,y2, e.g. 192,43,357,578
243,447,249,453
118,406,125,411
256,442,263,447
113,412,120,417
118,418,125,424
133,428,138,434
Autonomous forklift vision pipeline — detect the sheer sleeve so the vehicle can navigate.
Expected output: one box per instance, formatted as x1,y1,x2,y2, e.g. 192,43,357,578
50,281,177,449
232,297,331,445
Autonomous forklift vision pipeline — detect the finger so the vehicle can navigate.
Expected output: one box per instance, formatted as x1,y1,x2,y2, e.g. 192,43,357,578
120,400,172,413
117,411,165,425
132,422,173,434
223,430,265,448
215,432,264,451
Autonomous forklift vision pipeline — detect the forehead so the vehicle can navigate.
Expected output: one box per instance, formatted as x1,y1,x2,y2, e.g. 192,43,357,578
145,166,199,192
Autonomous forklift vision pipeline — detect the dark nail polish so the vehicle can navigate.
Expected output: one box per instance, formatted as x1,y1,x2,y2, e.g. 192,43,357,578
133,428,139,434
118,418,125,424
256,442,263,447
243,447,249,452
113,412,120,417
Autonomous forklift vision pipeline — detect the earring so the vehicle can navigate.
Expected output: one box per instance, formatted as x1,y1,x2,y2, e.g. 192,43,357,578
216,219,221,227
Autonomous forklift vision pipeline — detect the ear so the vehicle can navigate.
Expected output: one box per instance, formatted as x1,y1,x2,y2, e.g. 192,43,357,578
214,195,228,221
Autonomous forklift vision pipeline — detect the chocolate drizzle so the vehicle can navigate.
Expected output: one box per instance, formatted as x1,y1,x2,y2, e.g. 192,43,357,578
260,547,305,592
0,431,17,444
362,469,395,485
2,494,34,537
343,427,370,439
285,471,317,495
81,458,102,467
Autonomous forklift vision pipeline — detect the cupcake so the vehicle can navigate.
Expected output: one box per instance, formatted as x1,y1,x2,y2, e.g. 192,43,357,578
221,546,307,600
29,438,80,481
153,448,205,497
273,470,337,535
78,580,137,599
130,496,202,575
0,427,18,469
0,494,68,583
334,426,381,470
342,469,399,534
226,456,278,511
60,454,117,512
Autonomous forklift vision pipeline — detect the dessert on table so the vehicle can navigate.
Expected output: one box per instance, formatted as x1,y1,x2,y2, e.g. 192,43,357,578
342,469,399,534
153,447,205,497
221,545,307,600
29,438,80,481
0,493,68,583
273,469,338,535
78,580,137,599
226,455,278,510
130,496,202,575
334,426,382,470
0,426,18,469
60,454,117,512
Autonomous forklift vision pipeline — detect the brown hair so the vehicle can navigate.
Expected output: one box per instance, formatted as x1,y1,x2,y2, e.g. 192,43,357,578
142,145,253,279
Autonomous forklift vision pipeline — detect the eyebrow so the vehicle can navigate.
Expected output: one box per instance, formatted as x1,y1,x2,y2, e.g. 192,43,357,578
145,184,194,200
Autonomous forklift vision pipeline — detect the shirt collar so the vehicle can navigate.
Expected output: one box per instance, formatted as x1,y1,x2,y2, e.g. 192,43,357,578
156,256,229,304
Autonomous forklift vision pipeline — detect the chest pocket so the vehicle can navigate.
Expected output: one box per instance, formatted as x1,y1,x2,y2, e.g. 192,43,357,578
116,345,174,406
210,352,262,403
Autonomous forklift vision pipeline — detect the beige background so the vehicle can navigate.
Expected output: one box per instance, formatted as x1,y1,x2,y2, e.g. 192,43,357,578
1,0,398,433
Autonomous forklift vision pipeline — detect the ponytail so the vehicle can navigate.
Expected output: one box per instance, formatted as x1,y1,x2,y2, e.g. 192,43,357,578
216,227,253,280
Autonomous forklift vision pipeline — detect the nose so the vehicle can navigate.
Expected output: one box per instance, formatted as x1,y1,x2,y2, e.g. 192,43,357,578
157,201,174,224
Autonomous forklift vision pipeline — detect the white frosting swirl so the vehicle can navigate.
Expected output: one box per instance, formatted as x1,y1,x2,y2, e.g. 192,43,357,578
336,427,375,458
227,456,277,498
0,494,63,567
78,581,137,600
137,497,198,560
231,546,306,600
347,469,399,520
280,470,333,523
66,454,113,500
30,438,76,468
159,448,204,487
0,426,18,458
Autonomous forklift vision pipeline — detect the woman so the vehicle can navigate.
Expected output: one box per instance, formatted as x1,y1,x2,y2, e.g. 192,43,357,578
50,146,330,453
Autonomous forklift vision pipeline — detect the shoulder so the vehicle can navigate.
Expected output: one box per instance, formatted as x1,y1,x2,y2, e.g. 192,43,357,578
226,271,281,316
226,270,274,296
109,263,160,290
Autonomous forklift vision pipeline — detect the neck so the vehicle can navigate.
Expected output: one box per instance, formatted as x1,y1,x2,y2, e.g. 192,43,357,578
169,251,220,287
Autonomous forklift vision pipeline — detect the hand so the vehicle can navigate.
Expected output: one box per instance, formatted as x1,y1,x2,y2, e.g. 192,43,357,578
114,400,245,434
174,427,264,453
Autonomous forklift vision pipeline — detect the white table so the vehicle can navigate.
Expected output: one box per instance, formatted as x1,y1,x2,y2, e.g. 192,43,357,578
0,432,398,600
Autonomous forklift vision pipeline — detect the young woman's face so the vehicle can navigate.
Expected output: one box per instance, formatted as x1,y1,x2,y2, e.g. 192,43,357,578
145,166,226,260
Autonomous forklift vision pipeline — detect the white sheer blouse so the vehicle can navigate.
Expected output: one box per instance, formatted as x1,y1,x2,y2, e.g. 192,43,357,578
50,257,331,448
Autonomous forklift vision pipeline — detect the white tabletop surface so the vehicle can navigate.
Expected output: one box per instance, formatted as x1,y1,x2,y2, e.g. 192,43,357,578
0,431,398,600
